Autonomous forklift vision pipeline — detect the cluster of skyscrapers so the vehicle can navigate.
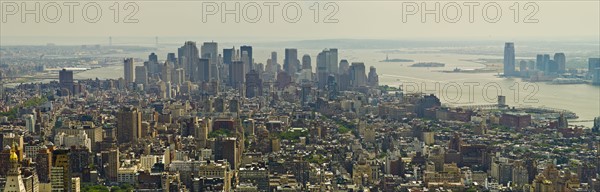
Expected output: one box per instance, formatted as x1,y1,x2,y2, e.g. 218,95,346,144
503,42,599,85
120,41,379,100
504,42,566,77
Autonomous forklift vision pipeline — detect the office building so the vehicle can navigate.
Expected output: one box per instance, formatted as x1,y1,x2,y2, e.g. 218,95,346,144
240,45,254,67
223,47,234,65
328,48,338,74
339,59,350,74
105,148,120,183
271,51,278,65
284,48,298,75
302,54,312,70
536,54,544,71
242,51,251,75
195,58,210,83
519,60,528,74
178,41,200,78
500,112,531,129
59,69,74,92
588,58,600,73
554,53,566,73
162,62,173,83
503,42,515,76
172,68,185,85
167,53,177,64
543,54,550,74
117,107,142,144
316,50,330,89
241,45,253,70
231,61,245,88
350,62,367,88
594,67,600,86
124,58,135,86
214,137,241,171
51,150,71,191
589,58,600,85
36,146,52,183
135,66,148,85
245,70,263,98
201,42,219,80
367,66,379,87
24,114,35,133
148,52,158,63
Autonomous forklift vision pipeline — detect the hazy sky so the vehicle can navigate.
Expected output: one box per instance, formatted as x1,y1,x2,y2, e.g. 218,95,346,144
1,1,599,41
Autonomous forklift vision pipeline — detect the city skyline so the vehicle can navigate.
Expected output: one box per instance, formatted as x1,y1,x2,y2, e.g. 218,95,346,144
0,1,599,191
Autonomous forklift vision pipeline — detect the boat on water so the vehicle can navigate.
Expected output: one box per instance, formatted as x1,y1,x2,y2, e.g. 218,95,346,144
550,78,587,84
410,62,445,67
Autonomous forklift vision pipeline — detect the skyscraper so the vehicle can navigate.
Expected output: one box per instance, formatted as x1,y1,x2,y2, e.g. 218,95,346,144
543,54,550,74
195,58,210,83
328,48,338,74
519,60,527,71
178,41,200,78
339,59,350,74
231,61,245,88
149,53,158,63
161,62,172,83
24,114,35,133
350,62,367,87
167,53,177,64
172,68,185,85
547,60,558,74
271,51,278,65
123,58,135,86
105,148,119,183
245,70,263,98
588,58,600,81
327,74,338,100
536,54,544,71
51,149,71,191
503,43,515,77
117,107,142,144
135,66,148,85
554,53,566,73
301,83,311,104
593,66,600,86
241,45,253,70
201,42,219,80
284,48,298,75
59,69,73,90
367,66,379,87
223,48,234,65
35,146,51,183
242,51,251,75
302,54,312,70
316,50,330,89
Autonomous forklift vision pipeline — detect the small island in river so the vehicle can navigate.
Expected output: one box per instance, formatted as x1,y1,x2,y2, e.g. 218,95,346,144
380,55,414,62
410,62,445,67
